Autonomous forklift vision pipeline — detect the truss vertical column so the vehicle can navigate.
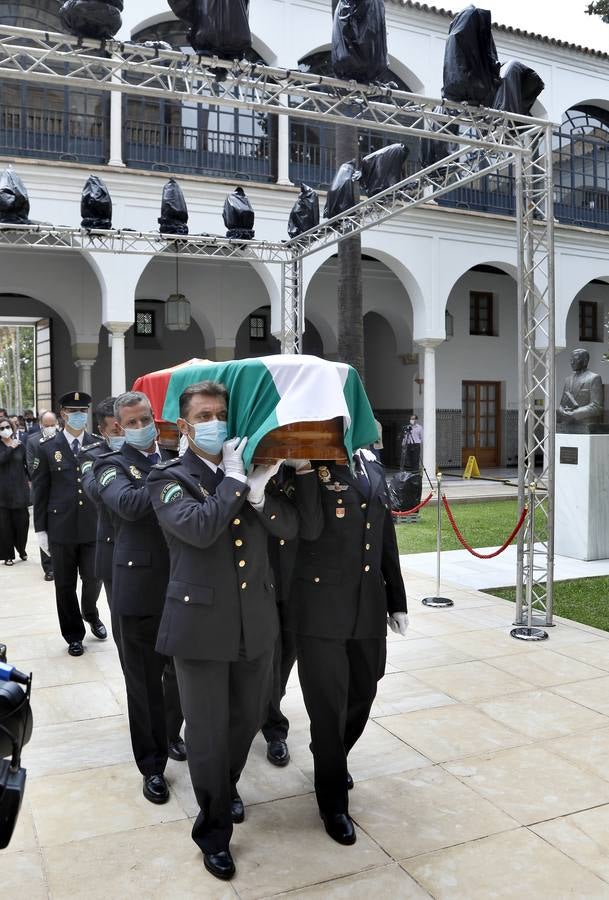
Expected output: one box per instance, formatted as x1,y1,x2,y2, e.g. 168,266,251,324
514,125,556,631
280,253,303,354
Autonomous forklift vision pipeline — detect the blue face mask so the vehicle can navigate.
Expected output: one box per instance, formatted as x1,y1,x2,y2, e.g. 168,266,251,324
107,435,126,451
123,421,157,450
189,419,227,455
66,411,88,431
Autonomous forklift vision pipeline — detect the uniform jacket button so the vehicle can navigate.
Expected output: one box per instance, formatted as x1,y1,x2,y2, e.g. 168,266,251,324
235,539,243,547
364,564,370,572
270,514,277,520
128,561,133,566
78,501,83,506
314,577,320,583
184,596,190,602
233,518,241,526
279,539,285,546
366,543,371,550
361,502,367,509
238,560,246,568
241,581,247,589
366,523,371,529
235,490,241,497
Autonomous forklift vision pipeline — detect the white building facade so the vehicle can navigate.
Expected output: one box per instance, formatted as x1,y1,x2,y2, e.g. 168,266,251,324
2,0,609,471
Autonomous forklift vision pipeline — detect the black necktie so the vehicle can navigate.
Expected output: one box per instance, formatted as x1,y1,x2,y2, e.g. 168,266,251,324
71,438,79,456
148,452,160,466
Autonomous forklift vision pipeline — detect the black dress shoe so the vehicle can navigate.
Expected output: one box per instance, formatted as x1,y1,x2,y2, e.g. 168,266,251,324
44,572,54,581
267,738,290,767
168,737,187,761
89,619,107,640
320,812,356,846
68,641,84,657
142,773,169,804
19,553,27,561
204,849,235,880
231,792,244,824
347,772,354,790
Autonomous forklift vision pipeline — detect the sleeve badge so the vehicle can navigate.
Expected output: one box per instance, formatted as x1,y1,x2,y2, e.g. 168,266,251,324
99,466,118,488
161,482,184,504
81,460,93,474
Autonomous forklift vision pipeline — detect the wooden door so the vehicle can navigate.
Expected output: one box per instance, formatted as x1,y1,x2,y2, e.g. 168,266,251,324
461,381,501,468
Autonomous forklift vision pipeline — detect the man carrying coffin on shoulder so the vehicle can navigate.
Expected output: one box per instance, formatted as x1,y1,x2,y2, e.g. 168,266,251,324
148,380,302,882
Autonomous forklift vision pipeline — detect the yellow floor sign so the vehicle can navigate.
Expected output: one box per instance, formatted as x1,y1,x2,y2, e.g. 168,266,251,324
463,456,481,479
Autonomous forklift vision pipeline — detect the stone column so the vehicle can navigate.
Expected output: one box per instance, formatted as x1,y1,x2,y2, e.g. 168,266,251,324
206,345,235,362
74,359,94,397
105,322,131,395
418,338,443,479
108,73,125,167
276,96,293,187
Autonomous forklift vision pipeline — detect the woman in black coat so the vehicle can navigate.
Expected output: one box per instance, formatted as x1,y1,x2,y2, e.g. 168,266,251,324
0,416,30,565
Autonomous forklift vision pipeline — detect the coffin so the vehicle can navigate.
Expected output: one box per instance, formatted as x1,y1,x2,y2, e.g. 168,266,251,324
133,354,376,467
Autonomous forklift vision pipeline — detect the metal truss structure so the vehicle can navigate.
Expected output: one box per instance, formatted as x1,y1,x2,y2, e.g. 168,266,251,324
0,25,556,628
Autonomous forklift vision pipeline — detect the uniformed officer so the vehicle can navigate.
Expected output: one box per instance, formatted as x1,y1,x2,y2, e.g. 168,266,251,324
291,448,408,845
148,380,300,882
26,409,59,582
93,391,184,805
31,391,105,656
79,397,125,668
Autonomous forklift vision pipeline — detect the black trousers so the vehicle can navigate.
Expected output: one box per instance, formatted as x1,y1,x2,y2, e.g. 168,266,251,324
296,635,386,816
103,579,124,671
49,541,101,644
40,548,53,576
175,647,273,854
0,506,29,560
405,442,421,470
120,613,184,777
261,623,297,742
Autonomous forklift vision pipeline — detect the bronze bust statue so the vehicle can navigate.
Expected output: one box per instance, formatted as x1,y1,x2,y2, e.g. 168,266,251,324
557,348,604,427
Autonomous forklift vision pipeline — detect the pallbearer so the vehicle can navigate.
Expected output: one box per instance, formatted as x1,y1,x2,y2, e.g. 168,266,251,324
93,391,184,806
291,447,409,845
148,380,300,882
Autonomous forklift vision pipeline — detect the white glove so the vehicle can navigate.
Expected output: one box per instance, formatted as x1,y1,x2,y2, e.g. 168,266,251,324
387,612,409,636
247,460,284,506
36,531,50,557
283,458,312,472
222,436,247,479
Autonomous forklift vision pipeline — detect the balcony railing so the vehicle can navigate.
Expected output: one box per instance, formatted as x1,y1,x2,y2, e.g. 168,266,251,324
0,105,108,164
123,120,274,182
438,170,517,216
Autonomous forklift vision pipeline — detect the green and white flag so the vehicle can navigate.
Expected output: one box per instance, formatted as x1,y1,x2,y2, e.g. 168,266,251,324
133,354,378,468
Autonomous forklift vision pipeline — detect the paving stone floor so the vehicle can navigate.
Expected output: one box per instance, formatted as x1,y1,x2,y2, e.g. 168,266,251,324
4,530,609,898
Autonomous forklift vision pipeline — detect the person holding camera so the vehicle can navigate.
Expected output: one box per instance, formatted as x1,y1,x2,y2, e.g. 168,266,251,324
401,414,423,470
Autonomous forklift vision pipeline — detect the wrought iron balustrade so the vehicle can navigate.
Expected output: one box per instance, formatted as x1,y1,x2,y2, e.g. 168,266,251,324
0,105,107,163
123,120,273,182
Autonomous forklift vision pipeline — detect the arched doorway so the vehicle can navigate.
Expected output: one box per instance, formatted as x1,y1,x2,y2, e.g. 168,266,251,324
554,105,609,229
127,19,276,181
291,50,417,189
0,2,109,164
234,305,324,358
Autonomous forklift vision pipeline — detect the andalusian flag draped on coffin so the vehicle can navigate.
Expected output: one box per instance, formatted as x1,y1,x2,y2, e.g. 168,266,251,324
132,354,378,469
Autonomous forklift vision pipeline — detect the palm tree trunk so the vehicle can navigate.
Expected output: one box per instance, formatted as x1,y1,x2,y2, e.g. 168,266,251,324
331,0,365,382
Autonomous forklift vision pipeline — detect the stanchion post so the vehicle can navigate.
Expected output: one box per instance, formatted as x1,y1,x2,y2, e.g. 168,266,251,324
422,472,454,609
510,482,549,642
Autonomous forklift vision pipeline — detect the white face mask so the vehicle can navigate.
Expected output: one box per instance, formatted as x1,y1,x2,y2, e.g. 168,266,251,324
42,425,58,439
0,427,12,438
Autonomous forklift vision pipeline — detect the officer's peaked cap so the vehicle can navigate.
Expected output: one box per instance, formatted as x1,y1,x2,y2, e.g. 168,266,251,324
59,391,92,409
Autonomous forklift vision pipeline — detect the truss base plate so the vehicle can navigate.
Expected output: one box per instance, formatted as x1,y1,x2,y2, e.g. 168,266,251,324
510,626,549,642
422,597,454,608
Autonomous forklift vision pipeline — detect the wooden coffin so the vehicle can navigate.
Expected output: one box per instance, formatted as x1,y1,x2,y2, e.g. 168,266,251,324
156,417,348,463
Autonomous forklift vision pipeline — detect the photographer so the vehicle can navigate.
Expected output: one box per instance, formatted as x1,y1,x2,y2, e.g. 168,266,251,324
401,415,423,471
0,645,32,849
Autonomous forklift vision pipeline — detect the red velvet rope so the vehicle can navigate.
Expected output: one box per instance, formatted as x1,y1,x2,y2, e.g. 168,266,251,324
392,491,434,517
441,494,528,559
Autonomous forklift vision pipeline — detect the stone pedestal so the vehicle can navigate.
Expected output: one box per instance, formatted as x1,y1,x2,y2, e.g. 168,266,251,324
555,433,609,560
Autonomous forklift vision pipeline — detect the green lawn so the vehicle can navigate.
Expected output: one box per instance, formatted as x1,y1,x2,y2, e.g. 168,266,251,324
395,499,528,555
486,578,609,632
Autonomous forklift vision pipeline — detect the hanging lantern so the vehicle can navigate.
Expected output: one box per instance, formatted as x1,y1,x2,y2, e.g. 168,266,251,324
164,293,191,331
